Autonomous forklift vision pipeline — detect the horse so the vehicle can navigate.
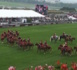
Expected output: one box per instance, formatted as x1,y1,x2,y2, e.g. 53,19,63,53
16,39,28,51
65,37,75,42
50,35,59,42
59,34,68,41
35,43,47,53
45,45,51,51
27,42,34,49
15,31,19,37
66,47,73,55
1,34,5,43
58,45,73,55
35,43,51,53
58,45,65,55
1,32,7,43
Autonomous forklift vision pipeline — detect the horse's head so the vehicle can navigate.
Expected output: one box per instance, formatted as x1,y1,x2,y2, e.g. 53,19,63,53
72,37,75,40
74,46,77,49
35,43,39,46
58,45,63,50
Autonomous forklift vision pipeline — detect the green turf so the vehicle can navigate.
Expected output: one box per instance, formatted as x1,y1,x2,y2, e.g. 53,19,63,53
0,23,77,70
0,1,60,10
0,1,35,9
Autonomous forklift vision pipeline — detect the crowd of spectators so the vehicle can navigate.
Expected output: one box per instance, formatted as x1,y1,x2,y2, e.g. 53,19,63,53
32,13,77,25
39,14,77,24
0,12,77,27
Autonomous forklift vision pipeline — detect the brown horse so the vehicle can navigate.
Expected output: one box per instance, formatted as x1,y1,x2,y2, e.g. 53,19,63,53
65,36,75,42
35,43,51,53
58,45,73,55
16,39,28,50
1,32,7,43
35,43,47,53
27,42,34,49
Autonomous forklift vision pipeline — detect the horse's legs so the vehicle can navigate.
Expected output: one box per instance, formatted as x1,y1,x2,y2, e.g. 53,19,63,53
68,51,71,56
59,36,61,41
51,38,53,42
51,38,53,41
55,38,58,43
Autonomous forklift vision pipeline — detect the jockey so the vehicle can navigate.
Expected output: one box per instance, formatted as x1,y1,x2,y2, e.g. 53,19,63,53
40,40,44,47
27,38,31,44
24,39,27,45
63,42,68,51
4,32,7,36
63,42,68,47
40,40,43,45
44,41,48,47
27,38,30,42
8,30,10,33
69,34,71,39
15,31,19,36
53,33,56,38
62,32,66,36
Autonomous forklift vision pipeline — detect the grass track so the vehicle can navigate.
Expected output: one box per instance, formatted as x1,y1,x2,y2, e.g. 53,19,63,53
0,23,77,70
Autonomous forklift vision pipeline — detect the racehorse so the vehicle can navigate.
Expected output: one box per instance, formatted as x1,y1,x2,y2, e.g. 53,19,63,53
59,34,68,41
1,32,7,43
50,35,59,42
35,43,51,53
27,42,34,49
35,43,46,53
65,37,75,42
16,39,28,51
58,45,73,55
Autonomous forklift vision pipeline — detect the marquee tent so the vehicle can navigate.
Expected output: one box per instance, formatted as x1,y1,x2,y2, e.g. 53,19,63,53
0,9,45,18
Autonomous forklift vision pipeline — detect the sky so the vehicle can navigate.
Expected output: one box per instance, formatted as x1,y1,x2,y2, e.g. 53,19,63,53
60,0,77,3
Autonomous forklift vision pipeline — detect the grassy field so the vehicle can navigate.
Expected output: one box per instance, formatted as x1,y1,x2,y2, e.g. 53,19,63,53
0,1,60,10
0,23,77,70
0,1,35,9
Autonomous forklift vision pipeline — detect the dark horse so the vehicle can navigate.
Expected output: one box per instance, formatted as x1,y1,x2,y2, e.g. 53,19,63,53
59,34,68,41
